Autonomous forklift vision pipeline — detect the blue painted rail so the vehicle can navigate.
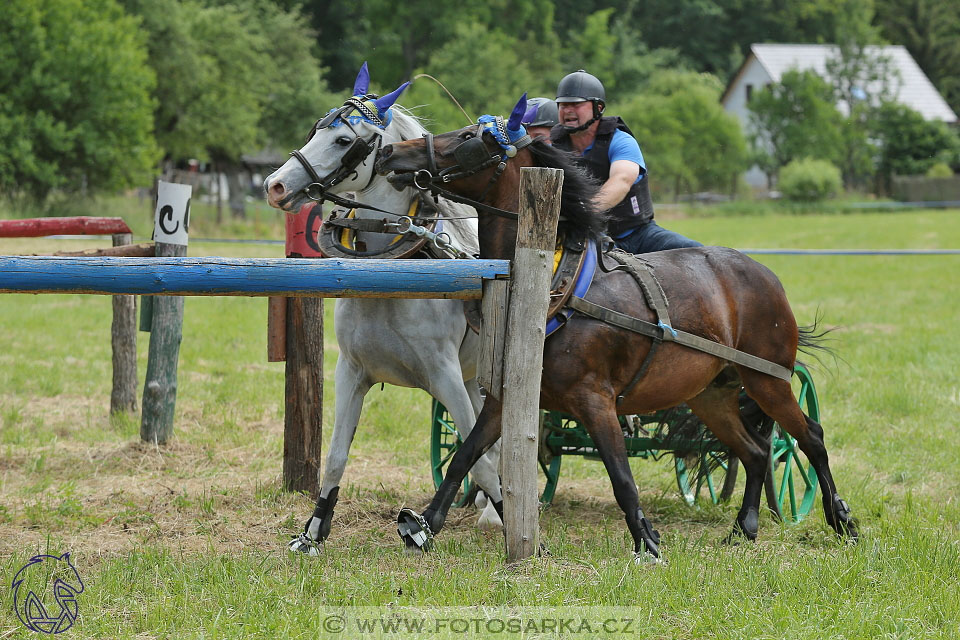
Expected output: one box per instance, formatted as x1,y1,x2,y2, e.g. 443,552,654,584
0,256,511,299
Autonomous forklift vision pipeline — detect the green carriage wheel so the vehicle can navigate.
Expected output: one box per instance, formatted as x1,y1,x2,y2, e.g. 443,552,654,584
430,400,473,508
675,453,739,506
537,412,568,506
431,401,564,507
768,363,820,522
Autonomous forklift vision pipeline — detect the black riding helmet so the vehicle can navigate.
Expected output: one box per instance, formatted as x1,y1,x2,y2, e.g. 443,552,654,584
522,97,560,128
556,70,605,132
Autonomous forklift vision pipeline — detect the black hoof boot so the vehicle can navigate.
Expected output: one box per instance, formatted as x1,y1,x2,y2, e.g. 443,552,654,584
725,506,758,545
288,487,339,556
826,495,859,542
397,508,433,553
630,508,661,563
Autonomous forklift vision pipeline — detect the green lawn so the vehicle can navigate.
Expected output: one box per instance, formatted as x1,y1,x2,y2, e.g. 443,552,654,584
1,206,958,638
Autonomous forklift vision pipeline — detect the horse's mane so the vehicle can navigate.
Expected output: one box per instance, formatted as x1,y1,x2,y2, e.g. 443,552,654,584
526,140,607,242
389,106,480,256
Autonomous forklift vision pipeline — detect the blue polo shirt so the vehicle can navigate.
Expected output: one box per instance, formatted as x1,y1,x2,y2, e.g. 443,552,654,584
582,129,646,184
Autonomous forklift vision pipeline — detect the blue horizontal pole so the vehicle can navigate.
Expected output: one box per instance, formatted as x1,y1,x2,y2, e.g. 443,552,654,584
0,256,511,299
739,248,960,255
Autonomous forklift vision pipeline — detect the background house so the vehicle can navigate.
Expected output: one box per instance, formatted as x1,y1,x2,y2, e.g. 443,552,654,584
722,44,958,189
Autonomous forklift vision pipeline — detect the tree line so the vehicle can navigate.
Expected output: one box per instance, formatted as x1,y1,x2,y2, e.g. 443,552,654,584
1,0,958,206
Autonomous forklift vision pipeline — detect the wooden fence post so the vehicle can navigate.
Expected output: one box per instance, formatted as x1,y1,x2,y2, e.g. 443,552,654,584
110,233,138,414
280,203,325,495
500,167,563,563
141,181,190,444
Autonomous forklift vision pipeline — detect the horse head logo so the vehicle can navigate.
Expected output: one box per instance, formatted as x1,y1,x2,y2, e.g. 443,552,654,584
12,553,85,634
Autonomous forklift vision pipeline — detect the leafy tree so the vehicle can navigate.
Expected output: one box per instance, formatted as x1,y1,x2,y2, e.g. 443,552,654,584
872,102,960,190
403,23,547,133
619,71,748,197
124,0,333,165
747,70,844,184
559,5,684,98
822,4,899,189
0,0,158,203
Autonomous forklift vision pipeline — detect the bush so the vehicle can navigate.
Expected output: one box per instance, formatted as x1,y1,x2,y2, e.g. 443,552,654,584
926,162,954,178
778,158,842,202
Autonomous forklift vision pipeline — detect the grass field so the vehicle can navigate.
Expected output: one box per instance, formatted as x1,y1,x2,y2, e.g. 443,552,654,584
1,204,958,638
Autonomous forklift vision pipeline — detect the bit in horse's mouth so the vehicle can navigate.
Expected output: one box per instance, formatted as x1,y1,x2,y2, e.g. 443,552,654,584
383,168,415,190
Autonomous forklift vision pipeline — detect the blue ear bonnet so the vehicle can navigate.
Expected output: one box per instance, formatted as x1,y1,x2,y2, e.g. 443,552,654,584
475,92,530,157
321,99,395,130
318,63,410,131
476,115,529,159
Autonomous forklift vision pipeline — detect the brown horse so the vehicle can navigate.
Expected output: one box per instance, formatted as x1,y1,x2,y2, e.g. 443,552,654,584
375,102,857,560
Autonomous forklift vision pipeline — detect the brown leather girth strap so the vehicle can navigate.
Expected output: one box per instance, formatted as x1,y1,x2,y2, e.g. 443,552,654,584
601,250,672,405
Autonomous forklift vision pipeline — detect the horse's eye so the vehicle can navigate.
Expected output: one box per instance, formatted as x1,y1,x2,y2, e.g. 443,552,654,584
335,136,352,146
461,131,474,140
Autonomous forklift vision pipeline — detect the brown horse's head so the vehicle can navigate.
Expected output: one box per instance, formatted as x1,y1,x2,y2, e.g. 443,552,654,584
377,114,606,246
376,123,516,199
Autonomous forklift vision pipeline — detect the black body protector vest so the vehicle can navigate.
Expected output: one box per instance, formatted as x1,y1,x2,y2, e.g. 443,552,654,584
551,117,655,237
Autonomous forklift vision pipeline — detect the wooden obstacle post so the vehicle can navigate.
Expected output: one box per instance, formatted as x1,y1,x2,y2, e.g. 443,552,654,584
110,232,138,414
276,203,325,495
141,182,190,444
0,217,139,415
499,167,563,562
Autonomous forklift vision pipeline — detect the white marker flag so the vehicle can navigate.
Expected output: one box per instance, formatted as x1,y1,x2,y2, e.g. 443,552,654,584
154,181,192,246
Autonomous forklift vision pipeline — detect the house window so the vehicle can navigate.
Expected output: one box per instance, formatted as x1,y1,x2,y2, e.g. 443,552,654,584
745,84,753,102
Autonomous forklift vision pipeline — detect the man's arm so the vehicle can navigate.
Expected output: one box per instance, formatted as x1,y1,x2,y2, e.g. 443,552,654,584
594,159,640,211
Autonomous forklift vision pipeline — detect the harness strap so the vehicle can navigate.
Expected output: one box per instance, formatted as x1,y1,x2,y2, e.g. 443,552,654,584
599,250,674,404
405,173,519,220
424,132,438,175
605,250,672,328
565,296,793,382
323,217,394,233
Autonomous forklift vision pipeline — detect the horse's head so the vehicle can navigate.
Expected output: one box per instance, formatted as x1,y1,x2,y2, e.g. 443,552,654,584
376,94,532,203
264,62,411,212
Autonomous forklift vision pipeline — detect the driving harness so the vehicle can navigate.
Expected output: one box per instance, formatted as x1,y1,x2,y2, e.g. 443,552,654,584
411,124,795,390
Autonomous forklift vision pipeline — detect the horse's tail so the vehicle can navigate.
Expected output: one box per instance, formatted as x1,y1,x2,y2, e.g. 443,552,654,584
796,309,839,370
651,406,733,478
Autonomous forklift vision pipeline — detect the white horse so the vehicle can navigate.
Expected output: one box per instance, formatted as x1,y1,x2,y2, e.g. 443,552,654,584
264,64,502,555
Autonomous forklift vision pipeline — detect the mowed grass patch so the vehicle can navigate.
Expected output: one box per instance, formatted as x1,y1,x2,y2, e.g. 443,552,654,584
1,209,959,638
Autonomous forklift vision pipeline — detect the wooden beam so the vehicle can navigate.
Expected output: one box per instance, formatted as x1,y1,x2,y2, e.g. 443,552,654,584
0,217,132,237
50,243,155,258
501,167,563,563
140,243,186,445
110,233,139,415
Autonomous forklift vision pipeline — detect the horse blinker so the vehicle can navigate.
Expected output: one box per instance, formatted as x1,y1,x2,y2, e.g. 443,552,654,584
453,137,495,174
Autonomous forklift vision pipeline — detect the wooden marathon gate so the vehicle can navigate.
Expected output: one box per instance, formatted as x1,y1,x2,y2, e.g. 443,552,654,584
0,167,562,562
0,216,145,415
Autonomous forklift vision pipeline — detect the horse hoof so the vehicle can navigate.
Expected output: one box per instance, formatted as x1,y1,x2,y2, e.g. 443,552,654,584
477,501,503,531
288,533,322,557
837,517,859,543
633,551,662,566
397,508,433,552
474,490,488,510
829,496,859,543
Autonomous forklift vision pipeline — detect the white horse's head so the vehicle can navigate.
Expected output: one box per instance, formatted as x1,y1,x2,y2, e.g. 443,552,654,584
264,62,414,212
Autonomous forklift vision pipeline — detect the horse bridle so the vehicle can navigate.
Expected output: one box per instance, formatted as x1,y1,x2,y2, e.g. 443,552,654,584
404,118,532,220
280,96,389,213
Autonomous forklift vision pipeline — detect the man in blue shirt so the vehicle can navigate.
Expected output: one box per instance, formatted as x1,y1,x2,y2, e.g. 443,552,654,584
550,70,700,253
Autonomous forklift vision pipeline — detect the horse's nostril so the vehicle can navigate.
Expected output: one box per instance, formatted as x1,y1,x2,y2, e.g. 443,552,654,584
271,182,285,196
380,145,393,159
